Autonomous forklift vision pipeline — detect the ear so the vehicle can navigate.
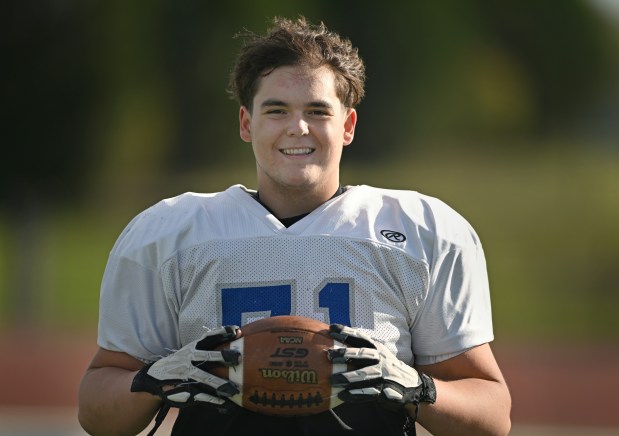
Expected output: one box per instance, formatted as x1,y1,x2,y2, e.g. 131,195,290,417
239,106,252,143
343,108,357,146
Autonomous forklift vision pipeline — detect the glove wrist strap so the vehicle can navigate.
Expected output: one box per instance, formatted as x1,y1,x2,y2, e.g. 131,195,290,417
409,373,437,426
418,372,437,404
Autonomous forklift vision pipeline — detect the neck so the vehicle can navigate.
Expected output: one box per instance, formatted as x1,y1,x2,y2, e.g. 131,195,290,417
256,182,341,219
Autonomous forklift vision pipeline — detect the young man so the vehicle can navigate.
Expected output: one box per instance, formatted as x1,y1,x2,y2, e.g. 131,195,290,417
78,16,511,436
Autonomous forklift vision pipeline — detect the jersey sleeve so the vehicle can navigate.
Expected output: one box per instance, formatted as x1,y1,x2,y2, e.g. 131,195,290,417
97,253,180,362
410,199,494,365
96,208,182,363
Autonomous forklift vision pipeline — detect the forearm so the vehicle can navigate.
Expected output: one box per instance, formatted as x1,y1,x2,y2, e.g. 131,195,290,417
412,377,511,436
78,366,161,436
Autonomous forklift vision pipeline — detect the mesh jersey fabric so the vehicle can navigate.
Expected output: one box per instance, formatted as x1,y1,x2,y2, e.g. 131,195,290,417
98,184,493,367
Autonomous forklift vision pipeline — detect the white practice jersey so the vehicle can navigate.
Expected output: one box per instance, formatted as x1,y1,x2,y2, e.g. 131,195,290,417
98,184,493,366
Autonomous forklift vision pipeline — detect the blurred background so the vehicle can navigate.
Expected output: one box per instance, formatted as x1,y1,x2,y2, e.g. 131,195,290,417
1,0,618,434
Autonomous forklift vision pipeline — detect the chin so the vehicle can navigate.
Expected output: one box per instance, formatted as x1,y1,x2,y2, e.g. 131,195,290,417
279,173,321,189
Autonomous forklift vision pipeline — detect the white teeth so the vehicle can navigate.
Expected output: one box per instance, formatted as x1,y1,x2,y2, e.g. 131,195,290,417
281,148,313,155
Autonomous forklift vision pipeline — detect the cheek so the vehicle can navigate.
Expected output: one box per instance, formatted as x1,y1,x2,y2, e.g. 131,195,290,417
319,143,344,167
251,140,275,166
252,122,279,144
251,142,264,160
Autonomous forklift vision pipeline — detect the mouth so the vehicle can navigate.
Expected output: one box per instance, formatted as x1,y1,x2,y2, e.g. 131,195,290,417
280,148,314,156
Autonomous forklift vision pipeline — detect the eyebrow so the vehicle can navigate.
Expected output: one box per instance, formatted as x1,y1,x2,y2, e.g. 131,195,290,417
260,98,334,109
260,99,286,108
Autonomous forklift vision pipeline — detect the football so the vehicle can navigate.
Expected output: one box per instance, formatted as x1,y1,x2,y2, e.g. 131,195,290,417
211,315,347,416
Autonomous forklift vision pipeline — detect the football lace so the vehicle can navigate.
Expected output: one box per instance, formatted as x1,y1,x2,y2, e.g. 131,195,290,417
249,390,325,408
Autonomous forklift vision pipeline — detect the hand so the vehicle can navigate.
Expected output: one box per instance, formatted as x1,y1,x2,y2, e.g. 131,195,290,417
327,324,436,414
131,326,242,408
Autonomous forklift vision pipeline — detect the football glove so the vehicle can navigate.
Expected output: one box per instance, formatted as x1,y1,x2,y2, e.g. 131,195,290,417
328,324,436,415
131,326,241,408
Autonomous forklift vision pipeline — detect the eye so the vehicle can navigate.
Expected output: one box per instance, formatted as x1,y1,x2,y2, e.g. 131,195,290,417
266,109,285,114
307,109,330,117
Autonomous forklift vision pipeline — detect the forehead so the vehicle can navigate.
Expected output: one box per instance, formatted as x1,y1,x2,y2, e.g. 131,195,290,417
254,65,339,104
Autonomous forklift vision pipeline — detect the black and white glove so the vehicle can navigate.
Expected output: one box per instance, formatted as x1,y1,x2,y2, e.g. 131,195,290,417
328,324,436,415
131,326,241,409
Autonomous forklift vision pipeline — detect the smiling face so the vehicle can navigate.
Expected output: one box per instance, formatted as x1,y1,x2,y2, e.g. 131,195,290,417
239,65,357,216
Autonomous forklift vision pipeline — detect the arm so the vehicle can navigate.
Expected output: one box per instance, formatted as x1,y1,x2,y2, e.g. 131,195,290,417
78,348,161,436
413,343,511,436
329,325,511,436
79,327,242,435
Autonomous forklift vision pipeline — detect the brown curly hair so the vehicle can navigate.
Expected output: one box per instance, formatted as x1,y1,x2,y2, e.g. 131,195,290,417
228,16,366,111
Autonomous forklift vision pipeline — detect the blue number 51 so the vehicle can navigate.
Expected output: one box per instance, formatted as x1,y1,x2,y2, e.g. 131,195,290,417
221,281,351,326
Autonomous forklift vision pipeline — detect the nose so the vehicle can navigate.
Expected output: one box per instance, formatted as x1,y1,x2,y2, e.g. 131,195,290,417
286,115,309,137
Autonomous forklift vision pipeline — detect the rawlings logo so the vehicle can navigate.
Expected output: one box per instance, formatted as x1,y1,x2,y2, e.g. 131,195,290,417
380,229,406,242
259,368,318,384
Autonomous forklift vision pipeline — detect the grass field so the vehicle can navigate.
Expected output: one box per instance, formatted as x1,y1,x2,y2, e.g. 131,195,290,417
1,144,618,342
